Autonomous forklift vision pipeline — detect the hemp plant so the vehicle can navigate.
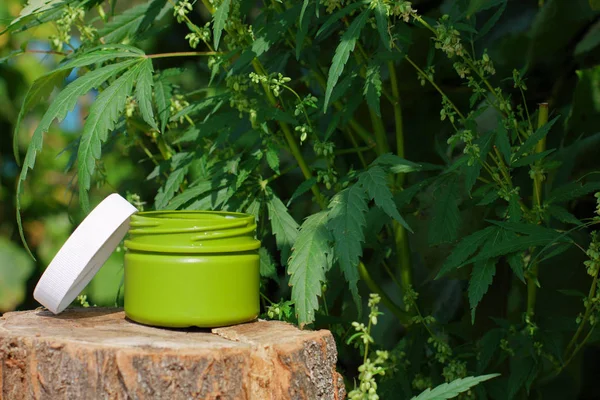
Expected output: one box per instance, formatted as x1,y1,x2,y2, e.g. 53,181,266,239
6,0,600,398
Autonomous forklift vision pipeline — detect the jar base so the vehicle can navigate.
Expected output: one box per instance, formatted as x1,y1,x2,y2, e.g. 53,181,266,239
125,311,259,329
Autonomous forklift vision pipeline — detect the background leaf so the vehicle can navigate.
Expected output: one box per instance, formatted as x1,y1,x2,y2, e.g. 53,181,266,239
288,211,332,325
267,192,299,265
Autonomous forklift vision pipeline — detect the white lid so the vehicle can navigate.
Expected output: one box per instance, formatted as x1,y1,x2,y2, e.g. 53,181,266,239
34,193,138,314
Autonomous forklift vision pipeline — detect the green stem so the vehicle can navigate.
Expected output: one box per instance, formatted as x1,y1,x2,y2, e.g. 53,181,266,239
358,262,411,325
250,60,326,209
404,55,466,121
146,51,220,59
527,103,549,318
369,108,388,155
388,61,413,293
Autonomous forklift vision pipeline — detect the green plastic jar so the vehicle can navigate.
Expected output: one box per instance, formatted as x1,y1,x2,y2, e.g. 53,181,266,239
123,211,260,328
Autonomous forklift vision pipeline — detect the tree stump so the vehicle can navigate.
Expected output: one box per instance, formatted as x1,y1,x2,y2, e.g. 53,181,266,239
0,308,345,400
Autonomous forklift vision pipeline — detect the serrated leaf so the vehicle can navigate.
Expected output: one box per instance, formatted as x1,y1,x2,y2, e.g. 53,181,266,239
371,153,422,173
166,180,217,209
477,329,504,373
327,185,368,304
100,0,167,43
478,0,507,37
467,233,566,266
358,166,411,231
316,0,368,38
213,0,231,50
508,356,535,399
548,181,600,203
288,211,332,325
514,116,559,158
296,0,311,60
287,177,317,207
411,374,500,400
266,146,280,174
16,59,139,255
78,61,143,211
134,59,159,130
374,0,390,50
364,63,382,116
267,192,299,265
155,166,188,209
323,9,370,111
259,247,277,279
507,193,522,221
246,198,261,222
437,226,497,278
507,252,525,282
477,189,499,205
495,121,511,164
548,205,582,225
429,176,461,245
469,259,496,323
13,47,144,164
155,74,173,133
7,0,65,29
512,149,555,167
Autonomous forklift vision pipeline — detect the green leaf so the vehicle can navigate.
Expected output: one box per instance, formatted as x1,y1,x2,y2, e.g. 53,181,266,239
266,145,280,174
508,356,536,399
374,0,391,50
469,259,496,323
437,226,497,278
548,181,600,203
259,247,277,279
371,153,422,174
507,252,525,282
288,211,332,325
429,176,461,245
357,166,411,231
296,0,311,60
477,329,504,373
267,192,299,265
155,166,188,210
512,149,555,167
16,59,139,256
467,233,566,266
507,193,522,221
99,0,168,43
166,180,216,209
327,185,368,304
213,0,231,50
134,59,159,130
411,374,500,400
548,205,582,225
495,121,511,164
575,19,600,56
514,116,559,158
323,9,370,111
316,0,368,38
478,0,507,37
287,177,318,207
6,0,65,30
246,198,261,222
364,63,382,116
78,61,143,211
155,74,173,134
13,47,144,164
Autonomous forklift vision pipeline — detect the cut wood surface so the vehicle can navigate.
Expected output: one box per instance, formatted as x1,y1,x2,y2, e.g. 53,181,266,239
0,308,345,400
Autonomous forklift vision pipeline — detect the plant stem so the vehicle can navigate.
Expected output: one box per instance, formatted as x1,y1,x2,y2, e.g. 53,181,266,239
369,108,388,155
358,261,411,325
404,55,466,121
146,51,220,59
527,103,549,318
388,61,413,293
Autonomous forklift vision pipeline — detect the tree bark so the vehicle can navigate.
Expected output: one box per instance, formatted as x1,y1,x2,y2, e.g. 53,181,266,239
0,308,345,400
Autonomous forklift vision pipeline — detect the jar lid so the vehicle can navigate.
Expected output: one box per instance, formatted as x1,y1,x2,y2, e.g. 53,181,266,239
33,193,138,314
